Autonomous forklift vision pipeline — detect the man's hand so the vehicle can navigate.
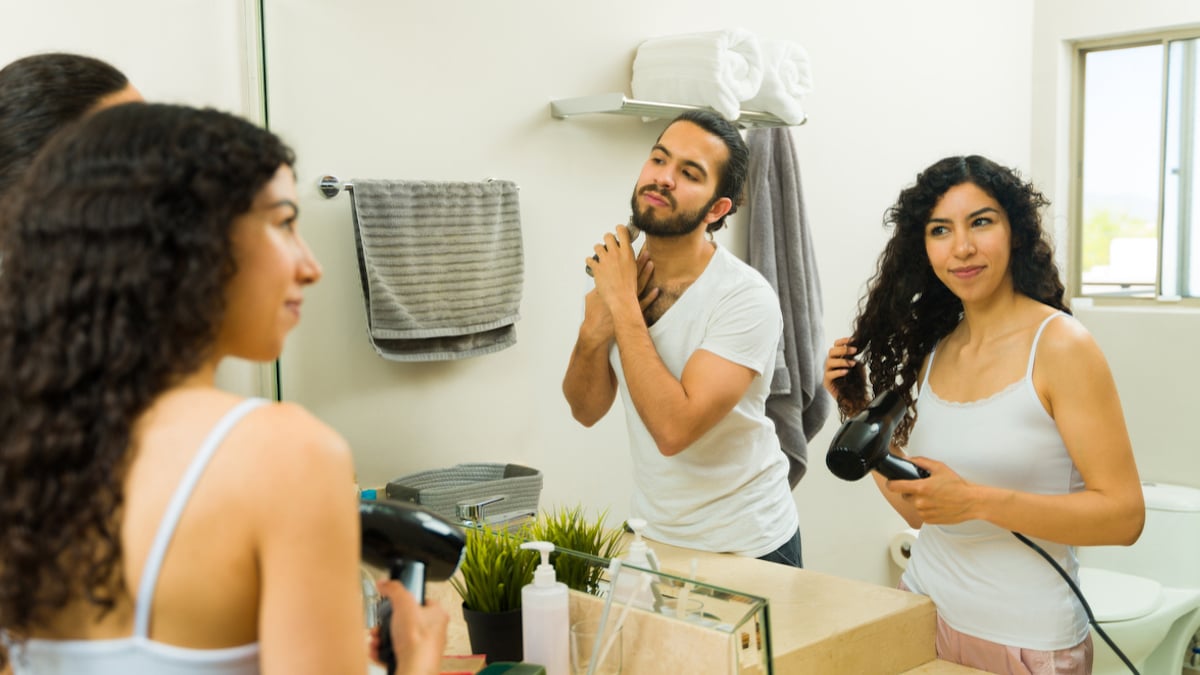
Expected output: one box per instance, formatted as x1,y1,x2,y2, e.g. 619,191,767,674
563,226,657,427
587,225,639,310
585,225,658,320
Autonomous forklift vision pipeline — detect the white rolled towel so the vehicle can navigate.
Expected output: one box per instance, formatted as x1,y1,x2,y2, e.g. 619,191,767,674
741,39,813,125
631,28,764,120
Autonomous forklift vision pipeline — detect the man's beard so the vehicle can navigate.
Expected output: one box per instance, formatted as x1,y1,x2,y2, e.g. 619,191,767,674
629,185,713,238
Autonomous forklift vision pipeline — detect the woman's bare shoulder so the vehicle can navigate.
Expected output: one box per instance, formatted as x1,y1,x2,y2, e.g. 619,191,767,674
231,401,354,484
1040,312,1099,351
244,400,344,440
1035,311,1111,377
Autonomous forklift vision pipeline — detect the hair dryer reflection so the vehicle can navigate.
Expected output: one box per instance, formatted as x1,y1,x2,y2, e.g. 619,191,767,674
826,390,929,481
360,499,466,674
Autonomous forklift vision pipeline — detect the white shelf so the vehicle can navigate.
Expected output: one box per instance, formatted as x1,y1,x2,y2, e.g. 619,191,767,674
549,92,804,129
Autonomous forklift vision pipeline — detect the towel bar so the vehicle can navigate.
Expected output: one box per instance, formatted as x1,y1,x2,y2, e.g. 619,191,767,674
319,176,518,199
318,175,353,199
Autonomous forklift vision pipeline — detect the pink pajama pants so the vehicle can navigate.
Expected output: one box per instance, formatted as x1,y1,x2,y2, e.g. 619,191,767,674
899,581,1093,674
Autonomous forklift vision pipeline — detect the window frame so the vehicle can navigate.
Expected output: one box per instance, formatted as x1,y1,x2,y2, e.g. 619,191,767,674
1070,26,1200,306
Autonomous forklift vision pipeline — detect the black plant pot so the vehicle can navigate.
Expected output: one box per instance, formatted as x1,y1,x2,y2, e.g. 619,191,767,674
461,604,523,664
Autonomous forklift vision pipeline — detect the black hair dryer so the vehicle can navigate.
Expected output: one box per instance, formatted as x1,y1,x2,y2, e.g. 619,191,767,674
826,390,930,481
360,498,466,674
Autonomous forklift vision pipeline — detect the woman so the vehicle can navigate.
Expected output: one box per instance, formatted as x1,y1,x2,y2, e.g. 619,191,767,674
823,155,1143,674
0,103,446,674
0,52,142,199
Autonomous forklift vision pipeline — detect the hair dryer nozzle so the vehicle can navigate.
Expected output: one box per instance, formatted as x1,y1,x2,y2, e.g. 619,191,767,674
826,390,927,481
826,433,875,481
359,498,466,584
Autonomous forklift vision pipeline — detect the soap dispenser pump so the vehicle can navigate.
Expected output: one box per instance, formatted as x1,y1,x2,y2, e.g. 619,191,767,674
612,518,660,611
519,541,569,675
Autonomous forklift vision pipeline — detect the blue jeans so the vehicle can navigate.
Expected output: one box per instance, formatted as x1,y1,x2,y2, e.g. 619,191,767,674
757,528,802,568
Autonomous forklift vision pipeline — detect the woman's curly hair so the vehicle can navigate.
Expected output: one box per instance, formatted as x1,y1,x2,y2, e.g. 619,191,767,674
835,155,1067,447
0,52,129,200
0,103,294,646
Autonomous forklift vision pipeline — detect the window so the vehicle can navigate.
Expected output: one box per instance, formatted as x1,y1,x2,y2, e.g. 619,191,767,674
1074,30,1200,299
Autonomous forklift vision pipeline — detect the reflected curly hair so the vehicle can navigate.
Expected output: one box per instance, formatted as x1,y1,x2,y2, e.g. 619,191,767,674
0,52,129,199
0,103,293,647
835,155,1067,447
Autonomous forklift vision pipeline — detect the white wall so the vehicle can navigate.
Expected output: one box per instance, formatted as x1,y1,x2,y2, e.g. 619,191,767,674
1,0,251,111
1031,1,1200,491
0,0,271,398
262,0,1034,586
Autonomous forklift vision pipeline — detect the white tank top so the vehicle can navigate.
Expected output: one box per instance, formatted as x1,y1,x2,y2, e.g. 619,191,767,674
900,313,1089,650
4,398,266,674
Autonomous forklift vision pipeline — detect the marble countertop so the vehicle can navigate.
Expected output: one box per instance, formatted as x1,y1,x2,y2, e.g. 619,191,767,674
389,537,986,674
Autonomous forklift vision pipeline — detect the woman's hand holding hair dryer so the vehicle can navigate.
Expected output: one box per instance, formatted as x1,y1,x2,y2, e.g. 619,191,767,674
824,336,976,528
368,581,448,675
884,457,977,526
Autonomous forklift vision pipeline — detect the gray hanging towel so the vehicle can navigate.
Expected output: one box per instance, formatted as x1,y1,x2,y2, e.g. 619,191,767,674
746,127,833,487
349,179,523,361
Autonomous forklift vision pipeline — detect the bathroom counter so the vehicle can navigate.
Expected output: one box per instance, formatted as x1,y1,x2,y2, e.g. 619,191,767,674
416,541,986,674
644,537,986,674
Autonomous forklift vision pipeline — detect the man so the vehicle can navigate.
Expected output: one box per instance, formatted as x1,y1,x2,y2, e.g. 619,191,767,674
561,110,801,567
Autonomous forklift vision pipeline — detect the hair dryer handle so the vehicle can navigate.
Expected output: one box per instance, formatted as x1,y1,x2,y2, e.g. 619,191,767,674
390,559,426,605
875,454,930,481
377,560,427,675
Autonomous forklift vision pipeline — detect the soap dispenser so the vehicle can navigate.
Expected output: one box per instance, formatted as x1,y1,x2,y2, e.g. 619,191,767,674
611,518,660,611
519,541,569,675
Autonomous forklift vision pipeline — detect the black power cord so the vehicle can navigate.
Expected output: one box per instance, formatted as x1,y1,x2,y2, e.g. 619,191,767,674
1012,532,1139,675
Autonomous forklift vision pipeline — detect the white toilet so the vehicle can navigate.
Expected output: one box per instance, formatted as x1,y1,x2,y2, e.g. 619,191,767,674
1077,481,1200,675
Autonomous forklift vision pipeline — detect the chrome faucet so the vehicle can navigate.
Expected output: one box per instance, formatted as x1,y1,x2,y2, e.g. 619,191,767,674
455,495,535,532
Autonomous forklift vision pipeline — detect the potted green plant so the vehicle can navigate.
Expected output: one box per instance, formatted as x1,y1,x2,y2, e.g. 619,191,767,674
447,506,625,663
449,522,538,663
528,505,625,596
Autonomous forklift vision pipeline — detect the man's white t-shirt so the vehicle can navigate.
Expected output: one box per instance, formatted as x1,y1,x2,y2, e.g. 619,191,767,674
610,245,798,557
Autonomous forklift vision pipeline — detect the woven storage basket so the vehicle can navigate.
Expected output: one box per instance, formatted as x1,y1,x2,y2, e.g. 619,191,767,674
384,462,542,523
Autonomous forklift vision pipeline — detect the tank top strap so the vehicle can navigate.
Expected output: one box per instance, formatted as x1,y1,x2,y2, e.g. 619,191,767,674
133,397,269,638
921,342,940,389
1025,312,1067,380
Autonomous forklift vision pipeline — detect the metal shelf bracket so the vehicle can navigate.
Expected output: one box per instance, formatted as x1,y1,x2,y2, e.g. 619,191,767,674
550,92,804,129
